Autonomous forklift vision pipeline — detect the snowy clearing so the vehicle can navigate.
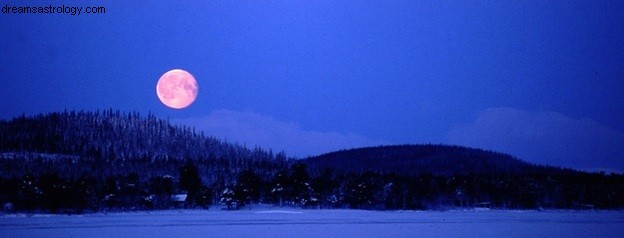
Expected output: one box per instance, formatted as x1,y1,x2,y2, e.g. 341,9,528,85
1,209,623,238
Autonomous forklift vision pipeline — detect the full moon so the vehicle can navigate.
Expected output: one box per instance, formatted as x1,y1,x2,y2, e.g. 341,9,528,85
156,69,198,109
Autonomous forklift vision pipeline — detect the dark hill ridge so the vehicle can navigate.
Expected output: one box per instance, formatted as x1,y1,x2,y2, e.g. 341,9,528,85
0,110,288,180
0,110,282,162
305,145,569,176
1,111,572,178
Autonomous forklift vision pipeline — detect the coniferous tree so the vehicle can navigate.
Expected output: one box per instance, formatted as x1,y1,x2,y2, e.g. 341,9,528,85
179,163,203,207
234,170,262,205
219,187,237,210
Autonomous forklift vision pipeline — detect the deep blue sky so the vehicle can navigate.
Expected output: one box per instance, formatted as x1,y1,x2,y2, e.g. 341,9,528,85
1,1,623,172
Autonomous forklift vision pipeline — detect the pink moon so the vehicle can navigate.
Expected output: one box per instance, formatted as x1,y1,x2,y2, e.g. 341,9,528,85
156,69,198,109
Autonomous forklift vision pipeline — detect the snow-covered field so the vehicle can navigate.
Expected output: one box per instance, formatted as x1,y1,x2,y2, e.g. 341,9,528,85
1,208,623,238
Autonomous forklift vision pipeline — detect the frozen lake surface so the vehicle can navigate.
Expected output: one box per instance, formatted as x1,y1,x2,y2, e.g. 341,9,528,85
1,208,623,238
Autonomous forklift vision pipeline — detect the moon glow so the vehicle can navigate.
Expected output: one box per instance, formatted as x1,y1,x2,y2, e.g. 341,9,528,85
156,69,198,109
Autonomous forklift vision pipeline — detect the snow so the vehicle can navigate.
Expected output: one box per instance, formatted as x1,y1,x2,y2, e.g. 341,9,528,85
254,210,303,214
1,209,622,238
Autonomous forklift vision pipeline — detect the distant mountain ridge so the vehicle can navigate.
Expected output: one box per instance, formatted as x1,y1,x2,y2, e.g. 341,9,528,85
305,145,572,176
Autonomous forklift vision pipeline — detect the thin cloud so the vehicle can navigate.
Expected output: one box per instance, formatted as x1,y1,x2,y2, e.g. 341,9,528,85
173,110,385,158
446,107,624,173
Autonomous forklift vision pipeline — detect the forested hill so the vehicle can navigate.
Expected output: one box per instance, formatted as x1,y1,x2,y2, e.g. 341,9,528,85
305,145,572,176
0,110,580,179
0,110,289,180
1,110,568,178
0,110,283,162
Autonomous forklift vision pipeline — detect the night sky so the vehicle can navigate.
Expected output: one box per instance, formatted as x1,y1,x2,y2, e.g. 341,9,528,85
1,1,623,172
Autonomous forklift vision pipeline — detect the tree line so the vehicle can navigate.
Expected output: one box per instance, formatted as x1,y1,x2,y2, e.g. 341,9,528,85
1,161,622,213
